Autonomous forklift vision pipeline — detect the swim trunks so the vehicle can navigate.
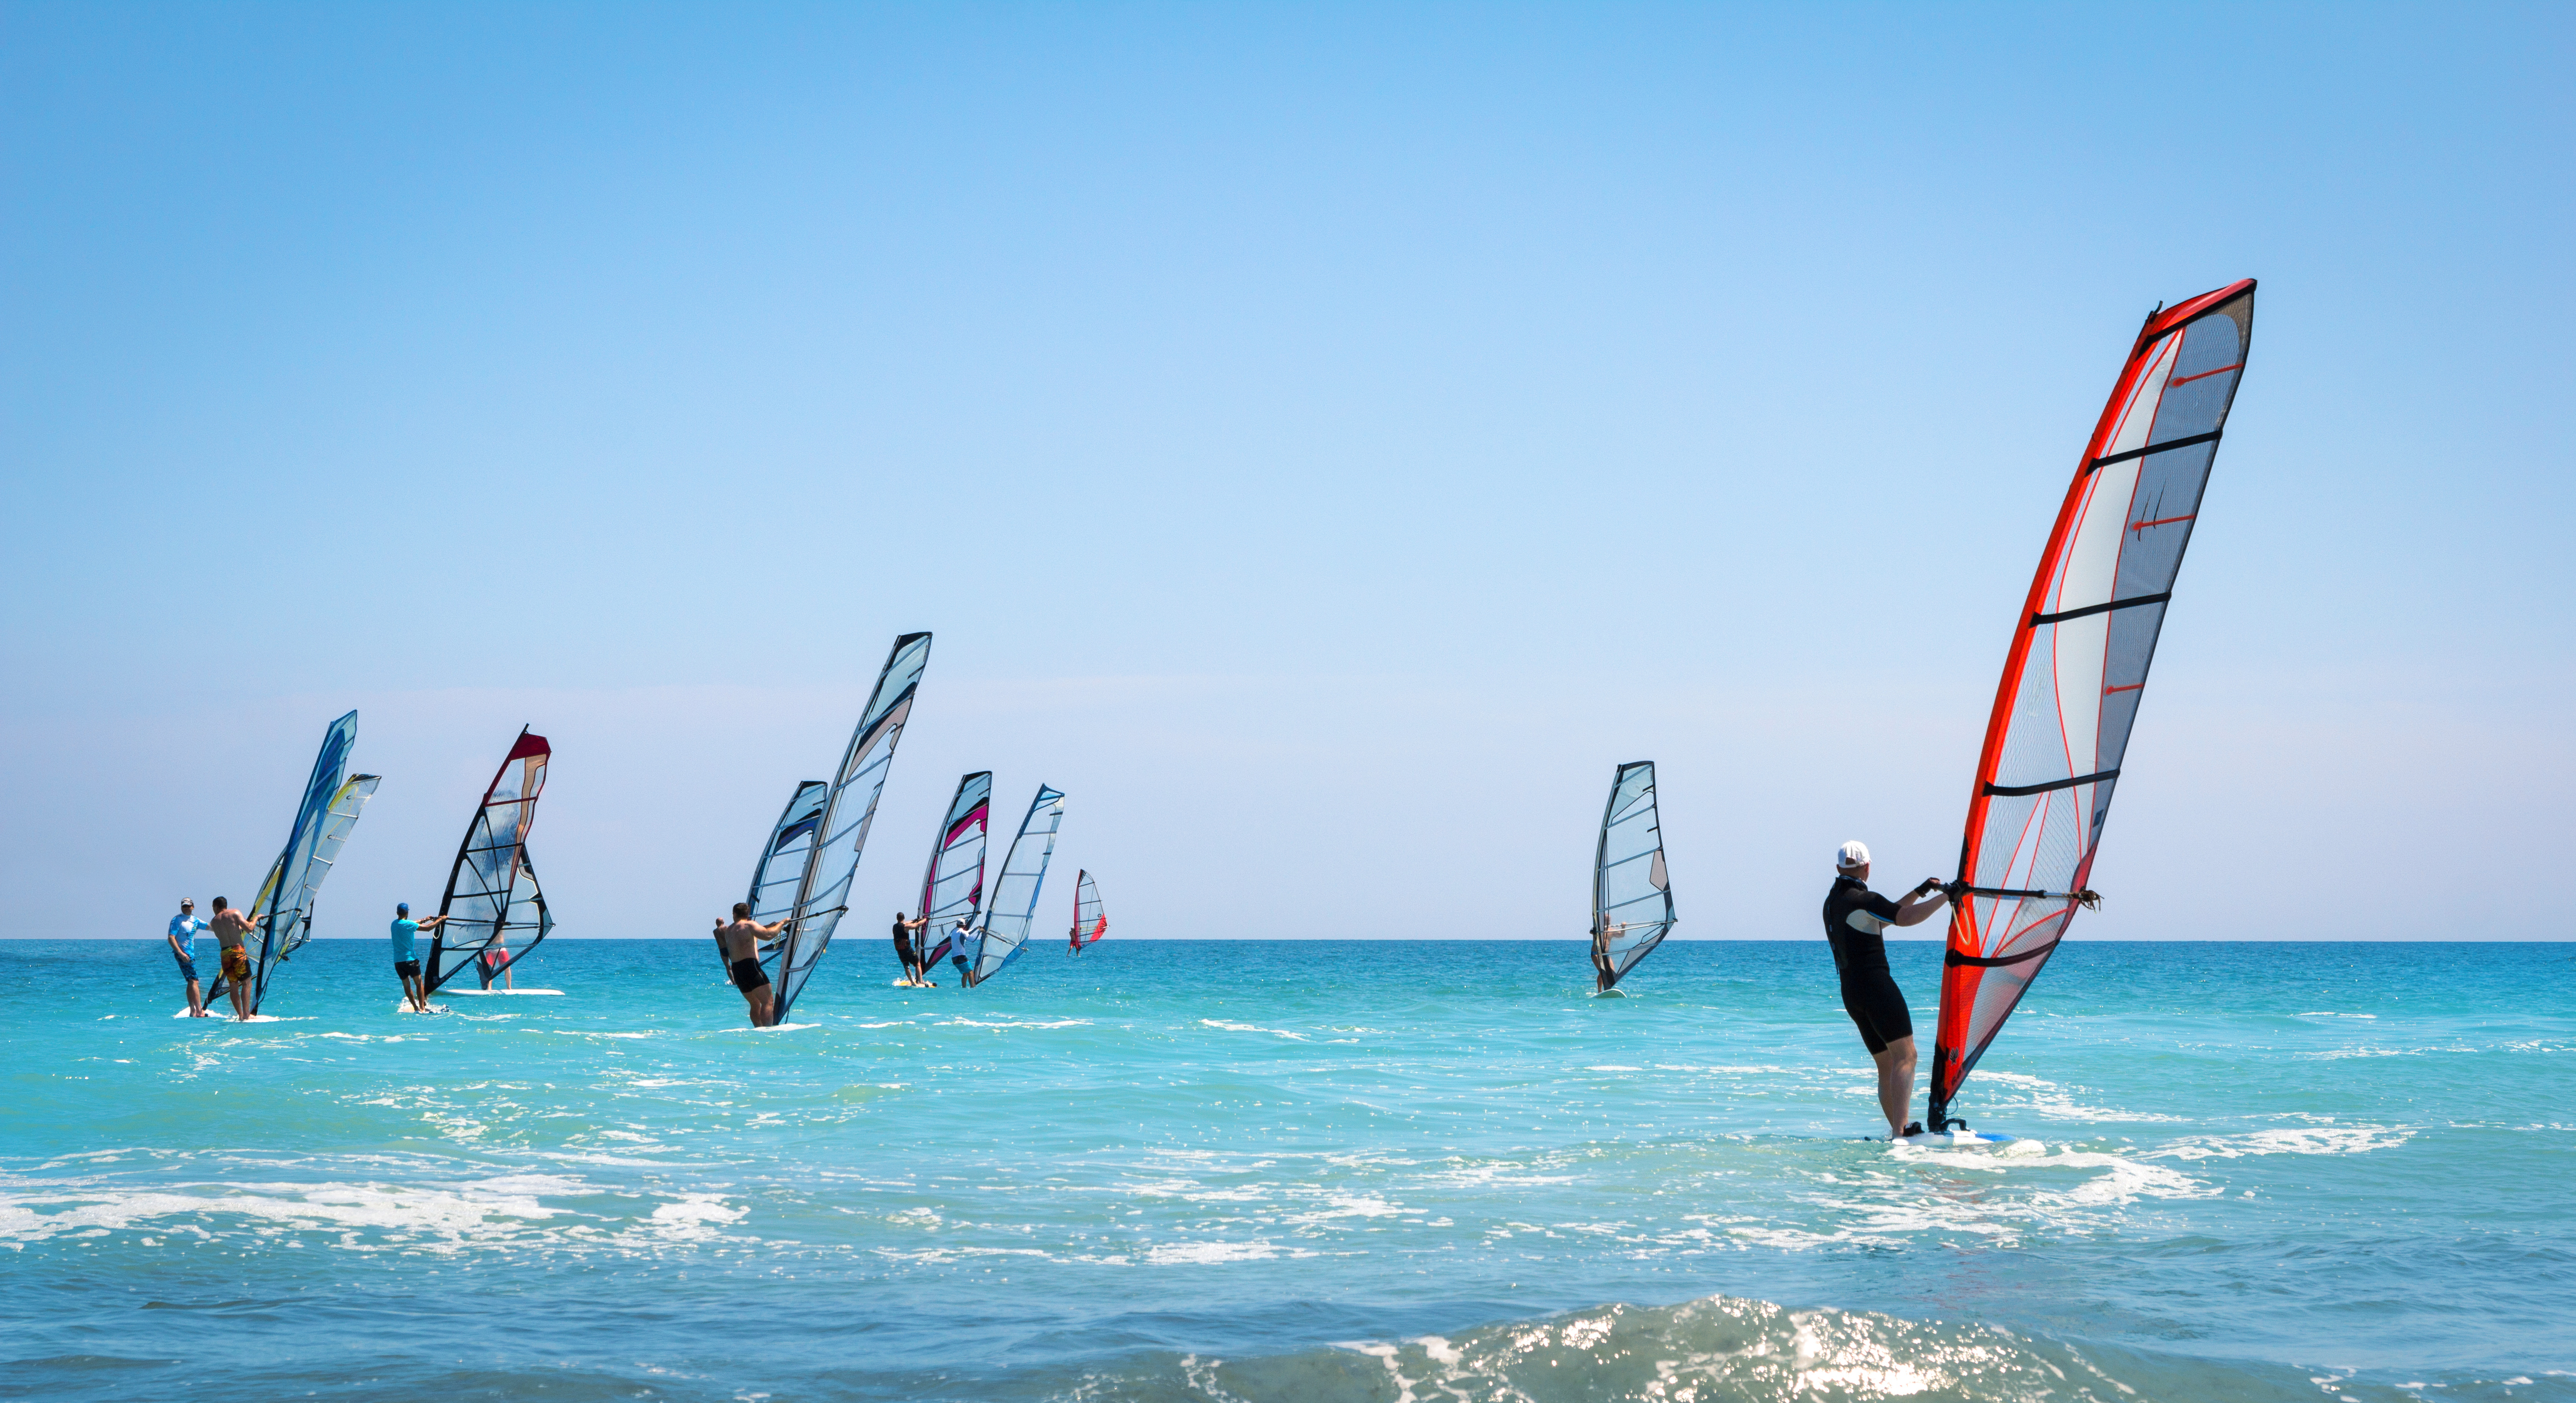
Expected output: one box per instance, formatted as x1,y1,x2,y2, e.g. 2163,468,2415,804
172,950,199,980
394,960,422,979
729,957,770,991
222,945,250,980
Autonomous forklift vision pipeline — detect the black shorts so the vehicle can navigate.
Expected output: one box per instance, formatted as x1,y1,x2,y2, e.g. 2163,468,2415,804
1839,965,1914,1055
893,936,916,965
394,960,422,978
730,957,770,991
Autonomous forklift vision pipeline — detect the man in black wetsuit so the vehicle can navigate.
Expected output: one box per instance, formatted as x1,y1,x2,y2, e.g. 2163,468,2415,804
1822,840,1950,1139
892,910,931,986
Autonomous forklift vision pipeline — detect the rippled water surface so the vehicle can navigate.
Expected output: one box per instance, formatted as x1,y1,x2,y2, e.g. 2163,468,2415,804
3,938,2570,1401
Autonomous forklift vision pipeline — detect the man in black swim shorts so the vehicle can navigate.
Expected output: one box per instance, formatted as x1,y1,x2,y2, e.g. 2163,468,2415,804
715,902,788,1026
1822,840,1950,1139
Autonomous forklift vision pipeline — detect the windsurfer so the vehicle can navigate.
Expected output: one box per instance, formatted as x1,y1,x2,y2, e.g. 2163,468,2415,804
391,903,449,1013
1590,919,1630,991
892,910,931,986
169,899,211,1017
1822,840,1950,1139
207,897,258,1021
718,903,787,1026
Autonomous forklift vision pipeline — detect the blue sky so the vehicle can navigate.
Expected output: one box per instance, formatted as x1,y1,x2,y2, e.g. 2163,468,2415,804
4,2,2569,943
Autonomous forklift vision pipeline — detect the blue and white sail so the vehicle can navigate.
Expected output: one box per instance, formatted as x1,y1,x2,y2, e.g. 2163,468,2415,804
957,784,1065,987
210,711,380,1013
916,771,992,970
1591,760,1674,991
735,779,828,978
747,632,932,1020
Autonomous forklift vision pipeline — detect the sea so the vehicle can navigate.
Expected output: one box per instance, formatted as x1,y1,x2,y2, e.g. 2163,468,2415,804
2,938,2569,1402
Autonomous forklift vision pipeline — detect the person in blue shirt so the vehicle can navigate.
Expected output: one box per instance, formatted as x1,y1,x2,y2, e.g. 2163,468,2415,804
167,899,212,1017
390,902,450,1013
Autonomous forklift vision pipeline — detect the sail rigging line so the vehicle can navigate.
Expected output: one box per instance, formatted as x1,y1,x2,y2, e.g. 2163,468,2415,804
1069,870,1105,953
1591,760,1675,991
746,631,933,1022
204,711,377,1014
1927,280,2254,1132
426,729,554,995
957,784,1065,988
915,771,993,970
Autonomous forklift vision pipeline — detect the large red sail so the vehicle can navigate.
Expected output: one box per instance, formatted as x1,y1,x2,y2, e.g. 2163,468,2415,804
1928,281,2255,1130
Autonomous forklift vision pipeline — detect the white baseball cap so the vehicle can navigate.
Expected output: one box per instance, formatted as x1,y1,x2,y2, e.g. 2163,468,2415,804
1836,840,1871,869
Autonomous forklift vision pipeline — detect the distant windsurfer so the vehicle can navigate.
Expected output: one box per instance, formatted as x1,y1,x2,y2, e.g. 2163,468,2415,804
1590,919,1630,991
1822,840,1950,1140
207,896,258,1021
948,915,982,984
169,899,211,1017
391,903,450,1013
718,903,787,1026
892,910,932,986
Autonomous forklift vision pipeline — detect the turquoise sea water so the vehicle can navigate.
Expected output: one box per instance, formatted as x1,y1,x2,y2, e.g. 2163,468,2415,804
3,938,2570,1402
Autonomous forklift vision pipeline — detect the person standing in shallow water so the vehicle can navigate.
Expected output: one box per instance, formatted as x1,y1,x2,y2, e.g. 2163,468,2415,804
391,903,450,1013
1822,840,1950,1139
207,897,259,1021
717,903,787,1026
168,899,211,1017
892,910,931,986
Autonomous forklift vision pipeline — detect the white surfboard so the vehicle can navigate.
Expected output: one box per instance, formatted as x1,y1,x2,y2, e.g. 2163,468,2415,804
1893,1130,2026,1149
438,988,564,996
174,1009,282,1022
394,1001,451,1014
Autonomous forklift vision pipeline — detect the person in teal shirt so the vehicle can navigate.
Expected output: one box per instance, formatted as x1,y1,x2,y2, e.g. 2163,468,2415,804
167,899,211,1017
390,902,449,1013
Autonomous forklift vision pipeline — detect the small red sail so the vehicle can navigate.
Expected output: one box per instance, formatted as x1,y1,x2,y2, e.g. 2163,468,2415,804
1928,281,2255,1130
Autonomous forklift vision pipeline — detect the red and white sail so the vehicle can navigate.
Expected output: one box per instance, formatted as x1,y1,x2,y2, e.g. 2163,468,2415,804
1928,281,2255,1129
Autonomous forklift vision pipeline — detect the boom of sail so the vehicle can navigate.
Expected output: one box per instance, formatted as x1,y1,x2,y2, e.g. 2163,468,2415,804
916,771,992,969
1928,280,2254,1131
742,631,932,1020
957,784,1065,987
427,729,554,994
212,711,379,1013
1069,870,1106,952
1591,760,1674,990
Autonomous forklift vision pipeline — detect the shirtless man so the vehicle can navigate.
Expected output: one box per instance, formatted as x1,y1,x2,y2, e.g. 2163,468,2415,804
716,903,788,1026
207,896,260,1021
1822,840,1951,1139
168,899,211,1017
891,910,930,985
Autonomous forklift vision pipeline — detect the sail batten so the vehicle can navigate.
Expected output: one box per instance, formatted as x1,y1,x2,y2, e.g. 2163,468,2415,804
1928,280,2254,1129
427,729,553,994
1591,760,1674,990
958,785,1065,986
745,632,932,1020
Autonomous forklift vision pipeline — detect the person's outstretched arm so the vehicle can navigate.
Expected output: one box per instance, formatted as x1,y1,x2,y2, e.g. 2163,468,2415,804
1891,879,1950,928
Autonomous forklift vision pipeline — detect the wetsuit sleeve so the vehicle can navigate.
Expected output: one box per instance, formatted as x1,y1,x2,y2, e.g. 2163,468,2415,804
1859,892,1901,922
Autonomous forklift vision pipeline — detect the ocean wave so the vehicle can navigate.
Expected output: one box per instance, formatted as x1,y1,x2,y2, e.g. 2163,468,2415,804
1047,1292,2387,1403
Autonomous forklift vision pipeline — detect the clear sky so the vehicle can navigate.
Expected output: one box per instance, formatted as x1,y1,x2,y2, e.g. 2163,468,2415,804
4,2,2569,943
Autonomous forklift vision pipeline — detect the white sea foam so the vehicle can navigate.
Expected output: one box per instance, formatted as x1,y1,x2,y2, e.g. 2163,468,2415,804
2150,1125,2412,1160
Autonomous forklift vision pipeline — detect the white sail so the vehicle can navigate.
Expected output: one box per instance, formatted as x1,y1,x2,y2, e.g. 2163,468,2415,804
958,784,1064,987
1591,760,1674,990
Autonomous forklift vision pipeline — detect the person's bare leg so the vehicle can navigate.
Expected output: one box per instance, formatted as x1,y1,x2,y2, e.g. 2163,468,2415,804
186,978,206,1017
230,977,252,1021
755,988,776,1025
1873,1036,1918,1138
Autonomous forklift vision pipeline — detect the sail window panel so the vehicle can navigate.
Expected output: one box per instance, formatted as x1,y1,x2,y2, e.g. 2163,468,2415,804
1996,645,2075,791
2049,615,2111,789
